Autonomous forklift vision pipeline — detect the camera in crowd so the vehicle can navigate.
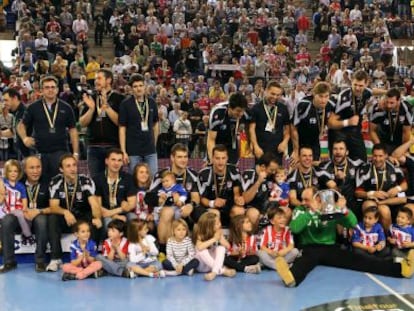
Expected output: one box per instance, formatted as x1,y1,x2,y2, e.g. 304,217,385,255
76,83,96,97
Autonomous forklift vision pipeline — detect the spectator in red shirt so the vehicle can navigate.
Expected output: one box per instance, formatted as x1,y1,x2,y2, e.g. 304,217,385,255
295,46,311,65
156,59,173,87
197,89,211,115
297,13,310,32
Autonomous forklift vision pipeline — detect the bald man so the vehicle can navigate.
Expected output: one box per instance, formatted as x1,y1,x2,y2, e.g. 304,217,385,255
0,156,51,273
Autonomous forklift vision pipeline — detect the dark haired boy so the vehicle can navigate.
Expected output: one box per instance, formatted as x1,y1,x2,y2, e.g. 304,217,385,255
257,205,299,270
389,207,414,260
96,219,130,277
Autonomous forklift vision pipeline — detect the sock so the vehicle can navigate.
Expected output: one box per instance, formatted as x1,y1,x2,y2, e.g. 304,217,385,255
158,244,166,254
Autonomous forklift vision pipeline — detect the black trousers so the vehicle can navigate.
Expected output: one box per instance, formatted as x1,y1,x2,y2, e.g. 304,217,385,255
40,150,68,183
162,258,199,274
224,255,259,272
48,214,102,260
291,245,403,286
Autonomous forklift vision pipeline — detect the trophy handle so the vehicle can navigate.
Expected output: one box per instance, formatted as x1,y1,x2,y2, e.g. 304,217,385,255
313,189,345,221
312,189,343,201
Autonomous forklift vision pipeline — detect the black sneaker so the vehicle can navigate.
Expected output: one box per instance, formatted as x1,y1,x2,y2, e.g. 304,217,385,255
121,268,131,278
0,262,17,273
62,272,77,281
35,263,47,273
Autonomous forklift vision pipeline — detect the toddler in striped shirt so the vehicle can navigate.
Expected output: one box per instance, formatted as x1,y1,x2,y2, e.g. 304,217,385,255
162,219,199,276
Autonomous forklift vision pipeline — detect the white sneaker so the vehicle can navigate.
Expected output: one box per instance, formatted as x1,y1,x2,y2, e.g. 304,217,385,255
46,259,62,272
129,270,136,279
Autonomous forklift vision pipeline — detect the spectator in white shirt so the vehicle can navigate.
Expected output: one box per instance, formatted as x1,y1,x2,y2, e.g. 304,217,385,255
72,14,89,35
350,4,362,22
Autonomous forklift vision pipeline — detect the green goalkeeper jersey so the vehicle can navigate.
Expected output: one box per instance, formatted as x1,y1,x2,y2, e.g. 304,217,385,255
290,205,357,247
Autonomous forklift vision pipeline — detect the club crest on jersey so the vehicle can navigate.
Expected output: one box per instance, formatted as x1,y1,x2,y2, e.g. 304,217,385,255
227,181,232,188
186,182,192,191
400,116,405,122
309,117,317,124
59,191,66,199
76,192,82,201
262,184,267,192
383,119,389,125
349,168,355,176
220,124,227,130
391,174,396,182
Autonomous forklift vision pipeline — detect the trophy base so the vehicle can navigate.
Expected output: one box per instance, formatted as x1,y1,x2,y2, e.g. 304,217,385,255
320,213,344,221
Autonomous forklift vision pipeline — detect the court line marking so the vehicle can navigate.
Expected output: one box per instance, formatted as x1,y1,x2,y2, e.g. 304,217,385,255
365,273,414,309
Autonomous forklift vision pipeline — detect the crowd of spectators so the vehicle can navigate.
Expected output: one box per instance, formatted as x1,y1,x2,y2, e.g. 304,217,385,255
0,0,413,160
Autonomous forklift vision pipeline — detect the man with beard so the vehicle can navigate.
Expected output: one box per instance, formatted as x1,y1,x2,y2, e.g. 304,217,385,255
319,139,362,216
291,81,335,164
328,70,383,162
249,80,290,165
355,144,407,229
369,88,412,154
79,69,124,177
2,88,31,159
207,92,249,165
242,152,280,228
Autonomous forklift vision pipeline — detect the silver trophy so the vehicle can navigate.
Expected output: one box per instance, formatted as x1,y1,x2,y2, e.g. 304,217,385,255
313,189,345,221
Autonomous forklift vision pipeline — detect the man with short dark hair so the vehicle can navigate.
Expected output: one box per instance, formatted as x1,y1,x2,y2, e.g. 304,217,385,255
79,69,124,177
198,145,245,226
2,88,30,159
328,70,383,162
94,148,137,230
355,144,407,229
242,152,280,226
119,73,159,174
287,146,324,207
47,154,102,272
249,80,290,165
291,81,335,164
319,139,362,216
369,87,413,154
207,92,249,165
150,143,200,245
17,75,79,182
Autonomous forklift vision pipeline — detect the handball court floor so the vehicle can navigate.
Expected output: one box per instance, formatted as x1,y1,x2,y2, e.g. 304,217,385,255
1,262,414,311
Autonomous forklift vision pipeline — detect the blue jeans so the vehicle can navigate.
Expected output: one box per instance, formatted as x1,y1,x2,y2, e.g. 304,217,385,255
1,214,48,264
87,146,115,178
129,153,158,176
103,212,137,231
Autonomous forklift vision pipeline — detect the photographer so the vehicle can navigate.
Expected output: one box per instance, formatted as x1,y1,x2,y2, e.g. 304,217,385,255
79,68,124,178
3,88,31,160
